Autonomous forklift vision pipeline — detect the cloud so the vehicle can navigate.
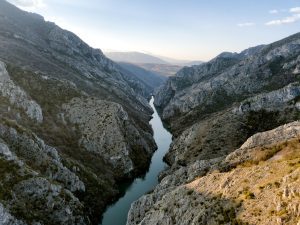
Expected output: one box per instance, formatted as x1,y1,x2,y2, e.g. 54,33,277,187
7,0,46,10
265,14,300,26
265,6,300,26
237,22,255,27
269,9,278,14
290,7,300,13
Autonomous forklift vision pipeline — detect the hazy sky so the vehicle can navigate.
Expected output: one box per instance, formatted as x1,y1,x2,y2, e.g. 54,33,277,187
7,0,300,61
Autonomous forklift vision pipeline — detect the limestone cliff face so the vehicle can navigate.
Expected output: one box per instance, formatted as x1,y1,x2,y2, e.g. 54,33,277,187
0,62,43,122
0,1,160,224
128,33,300,224
154,33,300,165
155,33,300,133
128,122,300,225
0,121,87,224
62,97,154,177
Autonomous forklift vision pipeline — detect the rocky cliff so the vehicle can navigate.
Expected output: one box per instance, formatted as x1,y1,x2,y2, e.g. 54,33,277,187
128,120,300,225
154,33,300,161
155,35,299,133
127,33,300,224
0,1,161,224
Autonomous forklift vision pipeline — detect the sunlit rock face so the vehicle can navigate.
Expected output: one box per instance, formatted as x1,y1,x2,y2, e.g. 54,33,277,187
155,34,300,129
127,33,300,225
128,121,300,225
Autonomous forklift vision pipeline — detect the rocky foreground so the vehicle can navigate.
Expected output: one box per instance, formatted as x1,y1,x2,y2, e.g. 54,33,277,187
128,122,300,225
127,33,300,224
0,1,166,224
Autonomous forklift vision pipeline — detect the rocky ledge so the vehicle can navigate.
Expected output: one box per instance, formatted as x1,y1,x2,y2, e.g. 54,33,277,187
128,121,300,225
127,33,300,225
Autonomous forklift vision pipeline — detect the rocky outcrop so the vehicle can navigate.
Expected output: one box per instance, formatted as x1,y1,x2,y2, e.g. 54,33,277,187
0,122,88,224
233,82,300,114
155,33,300,130
0,203,26,225
127,33,300,225
220,121,300,170
0,1,159,224
234,121,300,151
162,83,300,166
63,97,155,176
0,62,43,122
12,177,85,225
0,123,85,192
153,33,300,164
128,121,300,225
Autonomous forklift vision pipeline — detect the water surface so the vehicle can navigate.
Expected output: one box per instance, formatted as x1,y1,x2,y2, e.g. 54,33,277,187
101,96,172,225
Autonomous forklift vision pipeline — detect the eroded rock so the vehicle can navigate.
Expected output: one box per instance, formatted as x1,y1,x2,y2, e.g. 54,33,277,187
0,62,43,122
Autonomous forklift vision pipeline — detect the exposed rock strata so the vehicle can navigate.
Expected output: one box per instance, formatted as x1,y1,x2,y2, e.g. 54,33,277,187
0,1,160,224
128,33,300,224
0,125,87,224
63,97,154,176
155,34,300,132
0,62,43,122
128,122,300,225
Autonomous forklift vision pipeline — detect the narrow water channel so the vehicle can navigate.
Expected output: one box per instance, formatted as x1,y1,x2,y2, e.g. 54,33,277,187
100,96,172,225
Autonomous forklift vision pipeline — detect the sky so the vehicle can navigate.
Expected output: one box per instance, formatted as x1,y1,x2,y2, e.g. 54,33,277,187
7,0,300,61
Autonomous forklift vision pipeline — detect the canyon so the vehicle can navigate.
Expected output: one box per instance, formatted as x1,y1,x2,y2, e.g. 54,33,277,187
0,0,300,224
127,32,300,225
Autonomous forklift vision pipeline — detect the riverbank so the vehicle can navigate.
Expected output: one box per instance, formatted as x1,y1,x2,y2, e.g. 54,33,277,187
100,97,172,225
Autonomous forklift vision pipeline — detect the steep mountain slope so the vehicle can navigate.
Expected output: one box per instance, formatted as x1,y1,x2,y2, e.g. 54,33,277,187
127,33,300,224
128,122,300,225
154,32,300,165
156,36,298,134
153,34,300,163
0,1,158,224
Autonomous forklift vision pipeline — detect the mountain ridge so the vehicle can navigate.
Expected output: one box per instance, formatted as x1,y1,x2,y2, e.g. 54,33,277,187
127,32,300,225
0,1,163,224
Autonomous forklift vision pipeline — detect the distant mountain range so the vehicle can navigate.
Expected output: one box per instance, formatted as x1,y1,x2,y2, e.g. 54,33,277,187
105,51,203,77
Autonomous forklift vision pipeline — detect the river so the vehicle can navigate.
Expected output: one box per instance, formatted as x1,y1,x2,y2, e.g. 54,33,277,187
100,96,172,225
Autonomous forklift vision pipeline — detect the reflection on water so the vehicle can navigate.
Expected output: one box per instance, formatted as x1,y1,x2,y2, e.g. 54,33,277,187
100,96,172,225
